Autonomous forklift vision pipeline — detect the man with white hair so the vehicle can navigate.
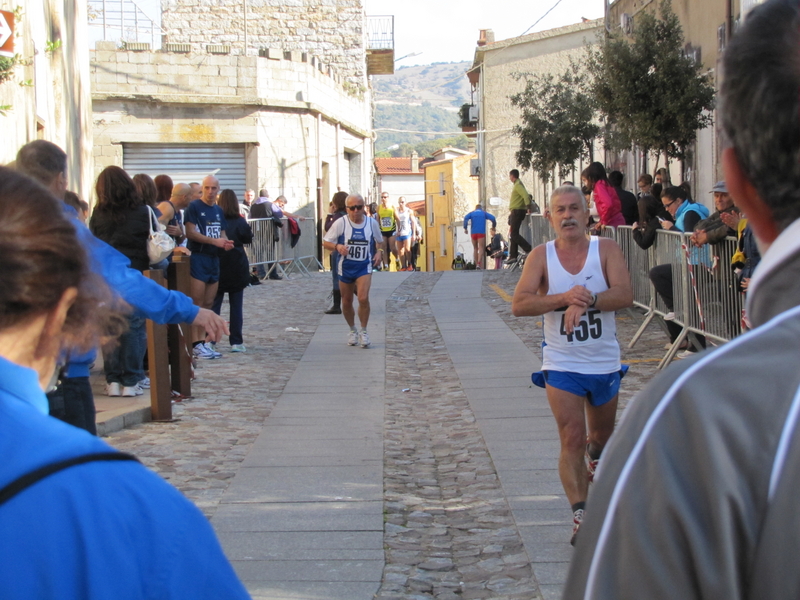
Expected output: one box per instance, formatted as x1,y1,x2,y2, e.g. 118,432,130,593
322,194,384,347
566,1,800,597
511,185,632,544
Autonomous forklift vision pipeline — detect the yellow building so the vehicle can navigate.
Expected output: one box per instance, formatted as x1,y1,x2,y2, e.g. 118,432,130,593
423,150,478,271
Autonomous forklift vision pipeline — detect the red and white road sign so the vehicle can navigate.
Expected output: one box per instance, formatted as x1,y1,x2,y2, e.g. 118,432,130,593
0,10,14,59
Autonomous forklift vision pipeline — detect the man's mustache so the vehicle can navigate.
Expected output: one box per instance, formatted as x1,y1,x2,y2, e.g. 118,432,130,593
561,218,579,228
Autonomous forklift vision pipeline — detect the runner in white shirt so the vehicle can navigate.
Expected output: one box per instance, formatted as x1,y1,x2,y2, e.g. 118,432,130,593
511,185,632,545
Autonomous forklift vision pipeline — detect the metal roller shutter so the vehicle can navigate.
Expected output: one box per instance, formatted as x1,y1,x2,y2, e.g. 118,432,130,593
122,143,247,195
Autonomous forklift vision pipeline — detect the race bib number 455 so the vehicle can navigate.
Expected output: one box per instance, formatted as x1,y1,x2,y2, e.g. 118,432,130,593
560,309,603,344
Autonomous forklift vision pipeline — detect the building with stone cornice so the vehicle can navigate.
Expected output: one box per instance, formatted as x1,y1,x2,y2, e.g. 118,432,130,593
468,20,603,227
90,0,374,245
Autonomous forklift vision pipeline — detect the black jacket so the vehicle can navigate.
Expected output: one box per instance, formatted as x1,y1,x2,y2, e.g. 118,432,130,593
90,204,150,272
218,216,253,293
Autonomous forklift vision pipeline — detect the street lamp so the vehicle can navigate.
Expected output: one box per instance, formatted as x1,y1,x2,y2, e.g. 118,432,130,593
395,51,422,63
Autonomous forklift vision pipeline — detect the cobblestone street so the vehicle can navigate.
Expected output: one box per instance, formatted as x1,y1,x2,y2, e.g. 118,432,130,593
106,270,668,599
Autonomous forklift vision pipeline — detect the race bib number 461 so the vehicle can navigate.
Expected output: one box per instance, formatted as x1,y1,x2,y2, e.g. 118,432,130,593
347,239,369,261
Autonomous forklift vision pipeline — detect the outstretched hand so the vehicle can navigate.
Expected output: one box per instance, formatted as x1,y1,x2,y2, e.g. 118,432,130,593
193,308,230,343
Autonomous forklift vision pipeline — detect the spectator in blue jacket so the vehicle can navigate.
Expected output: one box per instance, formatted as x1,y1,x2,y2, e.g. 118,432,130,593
0,166,249,600
463,204,497,269
15,140,229,434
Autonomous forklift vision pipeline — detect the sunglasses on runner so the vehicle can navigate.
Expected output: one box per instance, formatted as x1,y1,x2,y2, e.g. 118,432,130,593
347,205,365,211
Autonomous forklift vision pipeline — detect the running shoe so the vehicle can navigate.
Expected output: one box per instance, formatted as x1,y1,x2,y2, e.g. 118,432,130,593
106,382,122,397
675,349,698,360
571,509,584,546
586,449,599,483
347,330,358,346
208,343,223,358
193,343,217,360
231,344,247,353
138,377,151,389
122,384,144,397
503,256,518,265
359,330,371,348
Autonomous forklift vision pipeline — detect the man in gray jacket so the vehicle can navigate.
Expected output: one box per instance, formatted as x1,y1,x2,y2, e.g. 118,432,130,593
565,1,800,598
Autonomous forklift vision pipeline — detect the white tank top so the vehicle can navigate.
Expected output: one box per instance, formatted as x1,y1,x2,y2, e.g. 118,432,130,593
396,209,412,237
542,237,620,374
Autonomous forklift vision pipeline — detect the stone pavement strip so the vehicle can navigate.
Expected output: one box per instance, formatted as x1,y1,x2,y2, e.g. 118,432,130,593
106,270,669,600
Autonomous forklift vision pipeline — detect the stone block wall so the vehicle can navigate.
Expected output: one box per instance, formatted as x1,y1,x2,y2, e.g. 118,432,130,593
161,0,367,88
477,21,602,223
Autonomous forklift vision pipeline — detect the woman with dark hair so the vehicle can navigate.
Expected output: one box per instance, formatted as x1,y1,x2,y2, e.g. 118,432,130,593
212,189,253,352
90,166,150,397
154,174,173,205
133,173,159,209
580,162,626,228
632,194,671,250
323,191,349,313
0,166,250,599
133,173,170,271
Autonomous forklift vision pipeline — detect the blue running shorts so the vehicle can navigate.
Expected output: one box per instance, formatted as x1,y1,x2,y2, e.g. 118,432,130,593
531,367,629,407
190,253,220,284
339,260,371,285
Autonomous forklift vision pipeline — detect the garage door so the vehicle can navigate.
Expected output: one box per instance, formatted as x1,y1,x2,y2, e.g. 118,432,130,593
122,143,247,195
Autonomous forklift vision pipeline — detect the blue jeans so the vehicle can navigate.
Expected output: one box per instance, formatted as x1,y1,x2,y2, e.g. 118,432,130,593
212,289,244,345
46,376,97,435
330,254,339,291
103,313,145,387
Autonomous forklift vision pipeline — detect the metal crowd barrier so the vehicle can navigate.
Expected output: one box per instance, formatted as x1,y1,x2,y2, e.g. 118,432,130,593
524,215,744,368
245,217,323,279
276,217,324,277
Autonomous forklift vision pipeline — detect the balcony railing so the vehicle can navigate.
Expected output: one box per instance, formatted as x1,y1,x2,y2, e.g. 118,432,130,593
88,0,163,49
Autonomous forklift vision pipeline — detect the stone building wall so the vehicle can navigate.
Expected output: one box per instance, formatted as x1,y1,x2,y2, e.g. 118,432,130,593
90,44,371,214
161,0,367,89
474,21,602,225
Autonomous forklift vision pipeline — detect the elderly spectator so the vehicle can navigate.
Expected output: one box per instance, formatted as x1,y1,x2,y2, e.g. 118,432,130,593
690,180,741,247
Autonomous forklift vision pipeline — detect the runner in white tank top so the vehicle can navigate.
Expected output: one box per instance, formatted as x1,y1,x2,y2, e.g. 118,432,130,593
510,185,632,545
542,237,620,374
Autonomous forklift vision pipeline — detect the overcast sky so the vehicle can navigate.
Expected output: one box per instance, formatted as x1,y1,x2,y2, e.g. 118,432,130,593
364,0,605,66
122,0,605,65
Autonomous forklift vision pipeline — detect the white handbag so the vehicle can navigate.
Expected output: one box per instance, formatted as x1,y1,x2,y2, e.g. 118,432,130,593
146,205,175,263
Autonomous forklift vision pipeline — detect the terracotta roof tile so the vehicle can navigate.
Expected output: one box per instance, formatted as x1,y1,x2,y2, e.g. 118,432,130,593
374,157,435,175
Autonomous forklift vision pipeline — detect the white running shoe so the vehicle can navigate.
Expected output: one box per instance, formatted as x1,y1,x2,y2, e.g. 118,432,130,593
122,384,144,397
193,343,218,359
208,343,223,358
138,377,151,389
359,330,371,348
106,382,121,397
347,330,358,346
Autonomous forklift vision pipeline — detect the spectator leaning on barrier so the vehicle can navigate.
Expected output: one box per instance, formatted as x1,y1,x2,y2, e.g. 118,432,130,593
13,140,229,435
690,180,741,247
566,2,800,597
648,186,710,356
608,170,638,225
581,162,626,229
631,194,671,250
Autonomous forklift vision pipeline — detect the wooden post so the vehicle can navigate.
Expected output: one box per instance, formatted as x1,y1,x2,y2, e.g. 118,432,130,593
143,269,172,421
167,256,193,398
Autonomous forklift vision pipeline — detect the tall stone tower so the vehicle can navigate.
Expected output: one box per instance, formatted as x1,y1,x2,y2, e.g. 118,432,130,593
161,0,367,88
